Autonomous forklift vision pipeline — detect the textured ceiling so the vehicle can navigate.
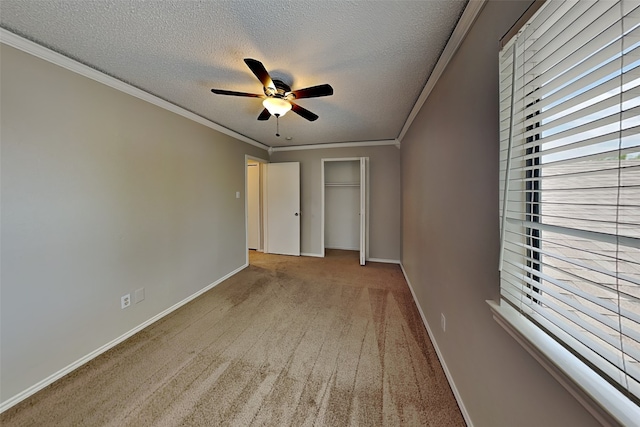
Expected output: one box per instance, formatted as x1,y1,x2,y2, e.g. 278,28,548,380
0,1,468,148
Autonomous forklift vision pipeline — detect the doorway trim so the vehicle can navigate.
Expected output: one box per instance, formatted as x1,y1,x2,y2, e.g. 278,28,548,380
245,154,268,266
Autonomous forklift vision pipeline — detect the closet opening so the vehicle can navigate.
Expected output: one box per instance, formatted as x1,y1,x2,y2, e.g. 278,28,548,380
321,157,369,265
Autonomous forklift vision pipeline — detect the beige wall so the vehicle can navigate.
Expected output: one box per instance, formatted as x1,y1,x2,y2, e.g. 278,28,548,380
400,1,601,426
0,44,267,402
271,145,401,261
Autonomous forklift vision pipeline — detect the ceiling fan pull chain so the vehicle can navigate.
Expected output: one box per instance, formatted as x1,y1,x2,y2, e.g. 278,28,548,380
276,114,280,137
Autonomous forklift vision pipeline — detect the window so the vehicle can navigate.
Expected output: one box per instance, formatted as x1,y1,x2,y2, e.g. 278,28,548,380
497,0,640,419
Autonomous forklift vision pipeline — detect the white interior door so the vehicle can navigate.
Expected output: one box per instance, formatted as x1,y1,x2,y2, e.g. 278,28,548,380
359,157,367,265
247,163,260,250
266,162,300,256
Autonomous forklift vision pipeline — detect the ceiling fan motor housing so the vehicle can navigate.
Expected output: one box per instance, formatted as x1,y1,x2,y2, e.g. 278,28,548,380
266,79,293,99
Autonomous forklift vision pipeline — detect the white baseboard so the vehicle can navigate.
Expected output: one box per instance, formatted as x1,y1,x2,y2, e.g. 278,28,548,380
368,258,400,264
0,262,249,413
325,245,359,251
301,252,324,258
399,263,474,427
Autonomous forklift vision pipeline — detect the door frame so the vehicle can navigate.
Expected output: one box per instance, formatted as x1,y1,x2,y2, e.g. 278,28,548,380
245,154,268,266
321,157,369,263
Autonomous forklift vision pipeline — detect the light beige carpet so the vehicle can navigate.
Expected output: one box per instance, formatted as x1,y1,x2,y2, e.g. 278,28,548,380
1,250,465,426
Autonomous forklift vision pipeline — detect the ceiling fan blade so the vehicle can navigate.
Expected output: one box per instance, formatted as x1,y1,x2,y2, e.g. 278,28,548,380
257,108,271,121
244,58,276,92
211,88,262,98
290,84,333,99
291,103,319,121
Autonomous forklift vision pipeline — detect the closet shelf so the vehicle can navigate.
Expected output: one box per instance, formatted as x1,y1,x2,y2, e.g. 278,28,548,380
325,182,360,187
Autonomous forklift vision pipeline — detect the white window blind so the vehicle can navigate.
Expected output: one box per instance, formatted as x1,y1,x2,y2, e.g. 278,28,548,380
499,0,640,404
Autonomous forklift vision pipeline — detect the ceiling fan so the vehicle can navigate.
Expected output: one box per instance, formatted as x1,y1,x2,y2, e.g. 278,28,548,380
211,58,333,134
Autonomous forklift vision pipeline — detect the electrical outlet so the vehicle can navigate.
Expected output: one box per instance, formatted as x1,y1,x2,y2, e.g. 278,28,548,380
121,294,131,309
135,288,145,304
441,313,446,332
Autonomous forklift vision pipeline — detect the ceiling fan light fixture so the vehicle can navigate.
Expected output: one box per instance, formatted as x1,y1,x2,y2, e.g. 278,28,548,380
263,97,292,117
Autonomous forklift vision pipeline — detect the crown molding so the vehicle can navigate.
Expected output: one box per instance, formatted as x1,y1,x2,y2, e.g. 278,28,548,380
0,29,269,152
270,139,398,152
397,0,487,143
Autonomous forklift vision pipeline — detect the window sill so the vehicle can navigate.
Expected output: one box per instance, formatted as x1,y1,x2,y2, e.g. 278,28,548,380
487,300,640,427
